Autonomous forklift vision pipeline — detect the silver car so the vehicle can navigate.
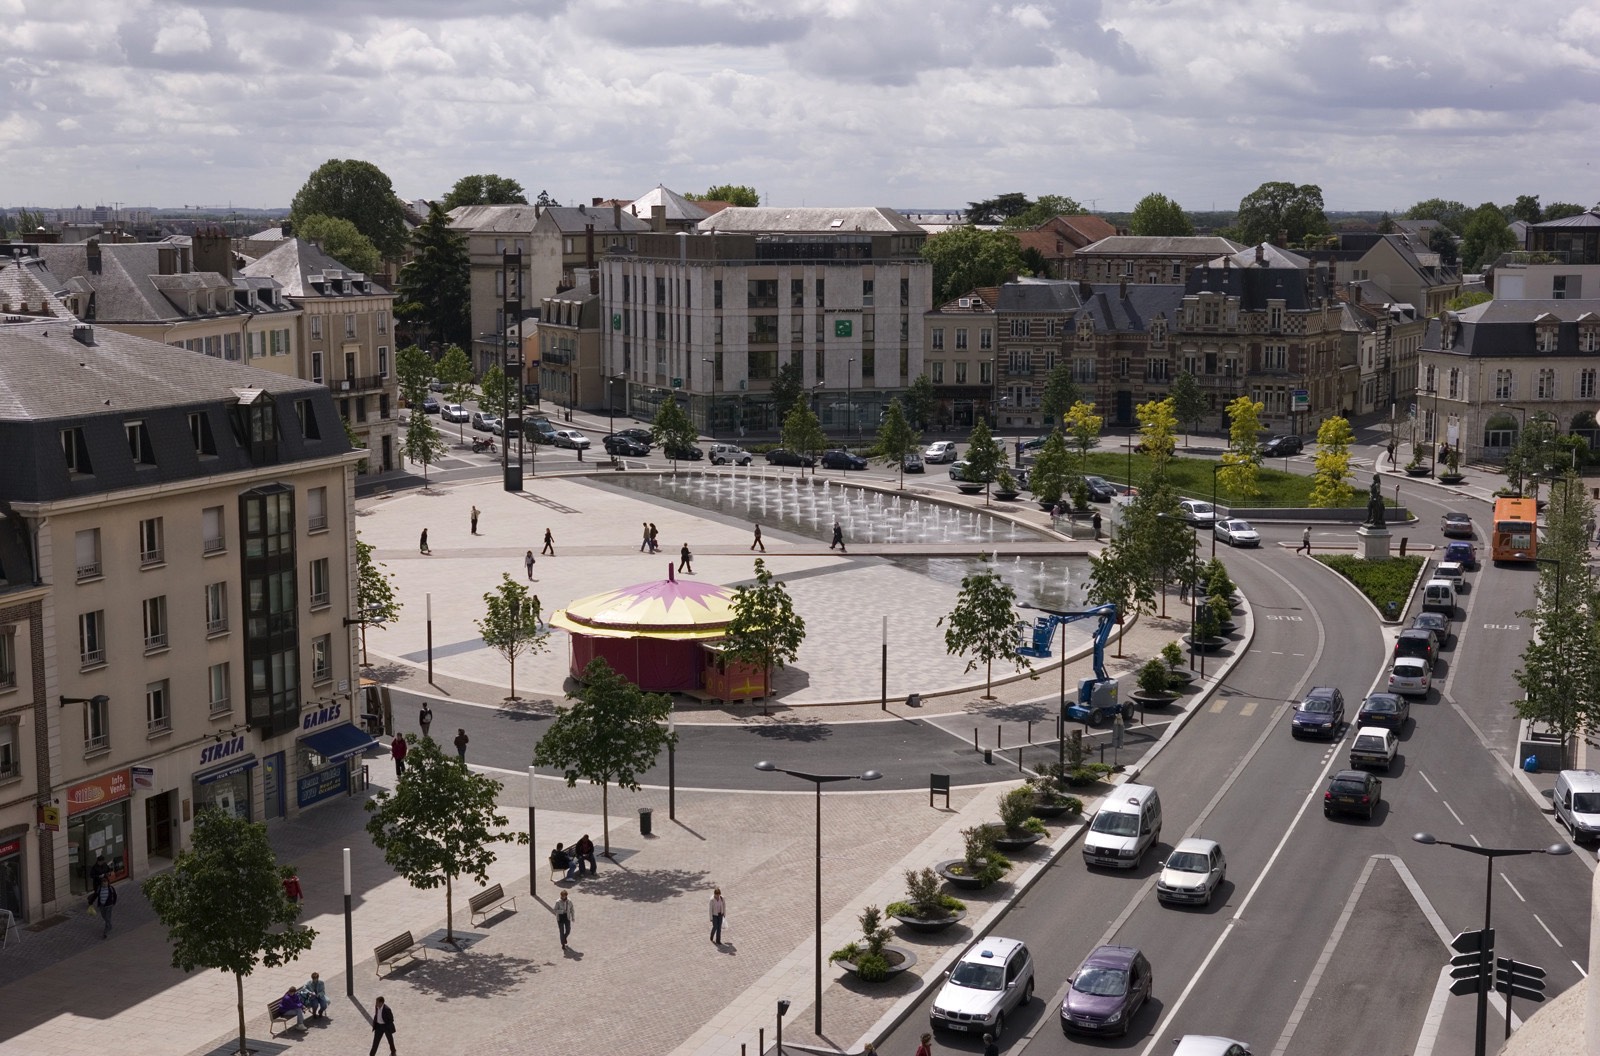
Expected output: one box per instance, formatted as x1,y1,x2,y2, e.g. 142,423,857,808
930,936,1035,1037
1156,837,1226,906
1387,656,1431,697
1213,519,1260,548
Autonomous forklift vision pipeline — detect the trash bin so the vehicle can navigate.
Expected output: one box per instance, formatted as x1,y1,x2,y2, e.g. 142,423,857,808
639,807,653,836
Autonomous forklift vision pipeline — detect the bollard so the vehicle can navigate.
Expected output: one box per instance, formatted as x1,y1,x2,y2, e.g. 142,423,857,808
1099,743,1106,763
997,724,1003,750
973,727,979,752
1017,747,1024,773
1027,720,1034,743
1399,536,1408,557
983,748,993,765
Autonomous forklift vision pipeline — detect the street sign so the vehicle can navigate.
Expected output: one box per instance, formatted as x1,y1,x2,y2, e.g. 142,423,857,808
1495,957,1546,979
1292,389,1309,411
1494,958,1547,1003
1450,977,1483,996
1451,928,1493,953
1448,929,1494,993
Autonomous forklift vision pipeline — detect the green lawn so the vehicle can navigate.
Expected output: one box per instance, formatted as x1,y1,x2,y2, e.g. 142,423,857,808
1316,555,1426,618
1079,452,1389,508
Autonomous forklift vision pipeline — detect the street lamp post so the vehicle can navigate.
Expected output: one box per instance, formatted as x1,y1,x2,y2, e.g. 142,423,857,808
846,356,855,442
754,761,883,1036
1157,515,1202,674
1211,463,1220,557
607,372,625,443
667,707,677,821
703,357,717,439
1412,833,1571,1056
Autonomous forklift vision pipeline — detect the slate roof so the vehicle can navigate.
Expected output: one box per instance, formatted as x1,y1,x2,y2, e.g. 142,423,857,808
0,254,72,320
241,239,389,298
627,185,709,223
1077,235,1245,257
1213,243,1311,270
1428,297,1600,358
1072,283,1186,333
30,242,239,323
996,279,1081,313
698,207,923,234
1530,210,1600,230
538,205,651,235
447,204,542,234
1188,246,1330,309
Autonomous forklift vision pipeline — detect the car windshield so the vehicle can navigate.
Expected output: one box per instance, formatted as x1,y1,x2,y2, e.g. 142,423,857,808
1355,735,1387,751
1091,812,1139,837
949,961,1005,991
1074,966,1129,997
1190,503,1213,514
1300,697,1335,714
1166,851,1209,873
1572,793,1600,813
1363,697,1399,714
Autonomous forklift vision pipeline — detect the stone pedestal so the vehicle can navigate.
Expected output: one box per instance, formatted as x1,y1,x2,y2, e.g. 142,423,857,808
1355,524,1391,559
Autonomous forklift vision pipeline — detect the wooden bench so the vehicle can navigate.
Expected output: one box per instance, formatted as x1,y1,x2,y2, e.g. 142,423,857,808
267,998,300,1037
468,882,518,924
374,929,426,976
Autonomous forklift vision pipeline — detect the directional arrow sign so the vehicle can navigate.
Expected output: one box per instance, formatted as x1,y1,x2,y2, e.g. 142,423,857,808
1451,928,1493,953
1496,957,1547,980
1450,977,1483,997
1451,962,1488,981
1496,983,1547,1003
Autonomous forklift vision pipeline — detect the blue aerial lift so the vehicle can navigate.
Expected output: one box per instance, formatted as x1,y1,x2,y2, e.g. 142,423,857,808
1016,604,1124,725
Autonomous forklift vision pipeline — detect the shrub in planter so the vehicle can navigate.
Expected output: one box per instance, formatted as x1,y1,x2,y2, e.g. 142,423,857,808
1066,762,1114,786
1026,764,1085,816
1204,558,1236,601
1193,602,1221,643
995,467,1018,496
1209,590,1233,623
886,867,967,923
830,905,896,981
957,824,1011,885
1070,477,1091,512
998,786,1049,837
1161,641,1185,670
1137,658,1170,696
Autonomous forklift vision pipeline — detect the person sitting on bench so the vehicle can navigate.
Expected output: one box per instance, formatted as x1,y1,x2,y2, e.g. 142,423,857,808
550,842,579,881
278,985,306,1030
299,972,328,1018
573,834,597,876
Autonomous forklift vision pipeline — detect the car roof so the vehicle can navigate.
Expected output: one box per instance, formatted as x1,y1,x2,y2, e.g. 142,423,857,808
1080,944,1141,969
1398,628,1435,639
964,935,1025,962
1173,837,1220,855
1304,686,1339,700
1444,511,1472,520
1354,726,1394,740
1392,656,1427,670
1332,769,1371,782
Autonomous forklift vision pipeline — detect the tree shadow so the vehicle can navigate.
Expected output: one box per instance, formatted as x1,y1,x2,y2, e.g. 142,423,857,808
398,946,545,1002
738,718,833,742
980,701,1053,722
584,866,710,904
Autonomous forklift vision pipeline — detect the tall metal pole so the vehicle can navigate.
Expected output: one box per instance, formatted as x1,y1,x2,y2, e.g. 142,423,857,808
1058,618,1069,769
1477,853,1492,1056
426,592,434,686
342,848,353,996
1211,465,1219,557
813,780,823,1037
528,767,537,895
847,356,855,441
668,709,677,821
880,615,888,711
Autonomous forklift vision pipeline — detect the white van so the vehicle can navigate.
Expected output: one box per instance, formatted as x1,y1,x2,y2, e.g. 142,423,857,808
1553,770,1600,841
1421,578,1457,615
1082,784,1162,869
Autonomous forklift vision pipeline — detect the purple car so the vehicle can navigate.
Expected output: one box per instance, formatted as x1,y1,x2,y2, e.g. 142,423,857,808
1061,945,1153,1037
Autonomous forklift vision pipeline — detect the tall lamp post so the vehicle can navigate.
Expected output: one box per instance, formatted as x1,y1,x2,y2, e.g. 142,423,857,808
1210,463,1220,557
1157,515,1202,673
754,761,883,1036
607,372,625,442
846,356,855,442
1411,833,1571,1056
703,356,718,439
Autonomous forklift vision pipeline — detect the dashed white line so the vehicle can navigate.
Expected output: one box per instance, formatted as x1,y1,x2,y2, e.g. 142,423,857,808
1420,771,1439,794
1535,914,1563,947
1443,801,1464,826
1503,875,1527,903
1573,960,1587,977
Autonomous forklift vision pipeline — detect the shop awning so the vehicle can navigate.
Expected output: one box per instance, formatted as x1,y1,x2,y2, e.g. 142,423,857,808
194,755,258,784
300,722,378,763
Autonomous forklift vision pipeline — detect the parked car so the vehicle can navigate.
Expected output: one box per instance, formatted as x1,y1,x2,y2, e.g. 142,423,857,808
1060,945,1153,1037
1388,656,1431,697
1324,769,1382,820
1411,612,1453,648
1442,540,1478,569
1422,578,1457,614
1155,838,1226,907
708,444,753,466
924,440,959,463
929,936,1035,1038
603,434,649,457
1441,511,1474,538
821,449,868,470
492,416,521,437
527,418,560,444
758,448,806,467
1083,475,1120,503
616,427,655,447
471,411,501,433
949,460,993,483
1213,519,1260,548
429,378,448,392
1356,692,1410,731
1172,1038,1252,1056
441,403,469,423
1180,499,1217,527
903,452,925,473
1290,687,1345,739
1259,434,1303,457
1349,726,1399,772
421,396,440,414
551,429,590,449
665,442,705,461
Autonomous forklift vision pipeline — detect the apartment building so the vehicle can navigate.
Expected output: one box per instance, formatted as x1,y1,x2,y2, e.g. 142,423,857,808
1340,291,1424,418
0,322,366,923
242,240,399,474
535,274,604,416
1067,236,1246,285
923,288,999,429
601,207,933,435
1302,232,1461,319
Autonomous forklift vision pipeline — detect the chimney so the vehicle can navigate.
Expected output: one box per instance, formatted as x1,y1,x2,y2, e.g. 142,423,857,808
72,323,95,346
1078,280,1092,300
589,268,599,295
192,223,233,280
1119,278,1127,299
651,205,666,233
157,245,177,275
585,224,595,269
592,197,604,207
1352,283,1362,305
1254,244,1265,265
86,238,102,274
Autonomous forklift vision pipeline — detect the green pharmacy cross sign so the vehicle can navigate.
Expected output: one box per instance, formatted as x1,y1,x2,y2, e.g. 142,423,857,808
834,319,853,338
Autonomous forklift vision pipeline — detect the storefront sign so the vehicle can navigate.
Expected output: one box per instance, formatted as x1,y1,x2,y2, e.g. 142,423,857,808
37,804,59,831
66,770,131,816
194,755,258,784
130,766,155,790
198,734,248,768
0,838,20,857
296,765,348,808
300,700,344,733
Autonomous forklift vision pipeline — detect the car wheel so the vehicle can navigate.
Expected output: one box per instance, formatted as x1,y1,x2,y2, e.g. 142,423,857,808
1023,977,1034,1004
994,1012,1005,1038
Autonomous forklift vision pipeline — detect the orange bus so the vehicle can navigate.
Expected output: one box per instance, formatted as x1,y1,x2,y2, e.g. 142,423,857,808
1491,497,1539,562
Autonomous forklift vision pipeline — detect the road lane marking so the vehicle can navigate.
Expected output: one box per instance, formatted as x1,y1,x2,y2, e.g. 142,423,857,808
1574,960,1587,977
1209,699,1227,713
1239,701,1259,717
1444,801,1464,825
1420,770,1439,793
1268,855,1383,1056
1503,874,1527,902
1535,913,1563,946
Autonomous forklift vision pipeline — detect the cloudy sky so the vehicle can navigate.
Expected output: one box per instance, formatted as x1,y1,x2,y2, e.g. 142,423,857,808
4,0,1598,215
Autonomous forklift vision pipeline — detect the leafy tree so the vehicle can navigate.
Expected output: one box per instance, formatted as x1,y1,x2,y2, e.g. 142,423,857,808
922,227,1025,304
687,184,760,207
535,189,558,207
1234,181,1330,245
396,345,435,410
1504,413,1562,496
532,657,675,854
1459,202,1517,272
403,403,448,485
1376,212,1395,234
480,362,510,423
1085,539,1147,657
780,401,827,474
364,736,527,943
2,208,45,238
963,417,1005,506
441,173,528,209
1543,202,1587,222
965,192,1036,225
1427,226,1460,268
1063,400,1104,480
355,537,400,665
1001,194,1086,229
1445,291,1492,312
1136,397,1178,480
290,158,408,259
293,213,382,275
436,344,475,442
1508,195,1543,225
1168,372,1207,445
938,555,1030,697
1405,198,1469,234
475,574,548,702
396,202,471,350
906,373,938,431
875,398,918,487
144,810,315,1056
1121,481,1188,616
1216,395,1264,500
1308,416,1357,507
720,558,806,707
1128,193,1194,237
1030,431,1070,506
652,393,699,473
770,358,803,425
1039,364,1079,432
1019,245,1051,277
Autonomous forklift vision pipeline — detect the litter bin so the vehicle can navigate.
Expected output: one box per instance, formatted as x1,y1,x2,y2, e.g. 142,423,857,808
639,807,653,836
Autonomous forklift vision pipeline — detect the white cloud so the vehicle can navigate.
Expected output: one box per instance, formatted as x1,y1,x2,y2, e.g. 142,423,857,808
151,7,212,55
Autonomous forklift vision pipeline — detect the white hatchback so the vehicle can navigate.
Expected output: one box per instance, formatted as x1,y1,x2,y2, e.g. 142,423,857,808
1388,656,1431,697
1156,837,1226,906
924,440,959,463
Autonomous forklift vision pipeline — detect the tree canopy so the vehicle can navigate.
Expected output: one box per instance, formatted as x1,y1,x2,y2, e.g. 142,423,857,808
922,227,1026,305
720,558,806,705
875,398,918,487
1128,193,1194,237
1169,372,1207,444
652,393,699,471
769,359,803,426
781,400,827,471
1216,395,1264,501
290,158,408,259
1039,363,1079,432
441,173,528,210
1308,415,1357,508
965,192,1083,226
293,213,382,275
1234,181,1330,246
938,554,1029,697
1404,198,1469,234
906,374,938,431
963,417,1005,505
1459,202,1518,272
396,201,471,349
687,184,760,207
476,574,548,701
1000,194,1086,229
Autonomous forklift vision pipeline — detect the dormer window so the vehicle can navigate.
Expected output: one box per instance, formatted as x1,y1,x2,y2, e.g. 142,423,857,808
229,389,279,465
1535,314,1560,353
126,420,155,465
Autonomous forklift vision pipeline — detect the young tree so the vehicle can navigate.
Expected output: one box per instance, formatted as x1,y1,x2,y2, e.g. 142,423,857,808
938,555,1030,698
1122,481,1188,617
293,213,382,276
875,398,918,487
781,401,827,475
1128,192,1195,237
404,406,448,485
396,344,435,411
1459,201,1518,272
1308,415,1357,508
1062,400,1104,480
441,174,529,209
922,227,1026,304
770,358,803,426
144,809,315,1056
436,344,475,442
1233,181,1330,246
1168,372,1207,445
688,184,761,207
364,736,527,943
1085,538,1148,656
906,373,939,431
1038,363,1079,433
396,202,471,349
1030,431,1071,507
355,537,400,665
532,657,675,854
720,559,807,709
963,417,1005,506
652,393,699,473
1136,397,1178,480
1216,395,1264,501
290,158,408,259
476,574,548,702
480,362,510,423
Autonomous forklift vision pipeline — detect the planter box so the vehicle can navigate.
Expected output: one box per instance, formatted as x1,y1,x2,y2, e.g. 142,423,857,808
1405,467,1432,477
991,830,1044,853
1030,797,1080,818
994,491,1020,502
1183,634,1226,652
956,483,986,495
1131,691,1180,708
889,908,967,933
1439,474,1464,485
936,858,1006,890
838,945,918,980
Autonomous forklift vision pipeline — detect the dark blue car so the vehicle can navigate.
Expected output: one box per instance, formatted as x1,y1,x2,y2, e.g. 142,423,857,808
1442,540,1478,568
1291,687,1345,739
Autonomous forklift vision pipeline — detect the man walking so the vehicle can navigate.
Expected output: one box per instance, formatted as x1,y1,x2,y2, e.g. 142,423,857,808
751,524,765,552
391,732,408,776
542,527,555,556
554,889,576,948
830,519,847,553
419,528,430,554
1296,526,1312,556
524,549,536,580
709,887,727,945
92,880,117,938
678,543,694,575
453,727,469,763
369,996,397,1056
418,703,433,740
640,522,651,553
470,505,480,535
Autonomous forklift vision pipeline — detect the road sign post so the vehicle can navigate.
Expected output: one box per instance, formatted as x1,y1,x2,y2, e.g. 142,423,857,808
1495,957,1546,1040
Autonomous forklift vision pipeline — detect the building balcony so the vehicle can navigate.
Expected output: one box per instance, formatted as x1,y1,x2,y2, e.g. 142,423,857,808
329,374,391,393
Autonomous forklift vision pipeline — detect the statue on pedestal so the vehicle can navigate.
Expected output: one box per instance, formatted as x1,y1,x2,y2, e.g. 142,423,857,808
1365,474,1386,529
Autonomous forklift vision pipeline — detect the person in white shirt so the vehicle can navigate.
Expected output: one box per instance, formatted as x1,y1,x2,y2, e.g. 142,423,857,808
709,887,727,945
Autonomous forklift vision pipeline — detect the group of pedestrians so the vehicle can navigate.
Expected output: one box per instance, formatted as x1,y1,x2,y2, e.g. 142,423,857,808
390,723,471,772
639,521,661,553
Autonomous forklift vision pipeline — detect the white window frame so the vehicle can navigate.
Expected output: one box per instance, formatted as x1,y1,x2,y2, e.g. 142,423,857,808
84,695,108,753
205,583,229,635
208,662,231,718
309,558,330,609
79,610,105,668
312,633,332,684
143,596,168,652
139,517,164,566
307,487,328,532
75,528,102,580
146,679,171,736
203,506,225,554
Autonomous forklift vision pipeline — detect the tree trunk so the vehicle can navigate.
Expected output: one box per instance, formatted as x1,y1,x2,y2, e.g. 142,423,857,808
509,657,517,701
234,971,247,1055
445,874,454,942
601,781,611,855
985,657,993,698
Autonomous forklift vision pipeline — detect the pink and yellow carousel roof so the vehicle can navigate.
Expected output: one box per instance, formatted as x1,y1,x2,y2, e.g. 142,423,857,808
548,565,734,641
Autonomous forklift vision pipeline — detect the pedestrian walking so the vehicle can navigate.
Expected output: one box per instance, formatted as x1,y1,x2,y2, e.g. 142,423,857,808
368,996,396,1056
453,727,469,763
542,527,555,556
1092,510,1103,540
89,853,110,895
915,1032,934,1056
830,519,847,553
982,1033,999,1056
419,528,430,554
1386,439,1397,468
554,889,576,948
751,524,764,552
470,505,480,535
281,866,304,922
640,522,651,553
391,732,408,776
418,703,433,739
709,887,727,945
648,523,659,553
89,880,117,938
524,549,536,580
678,543,694,574
1296,526,1312,555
